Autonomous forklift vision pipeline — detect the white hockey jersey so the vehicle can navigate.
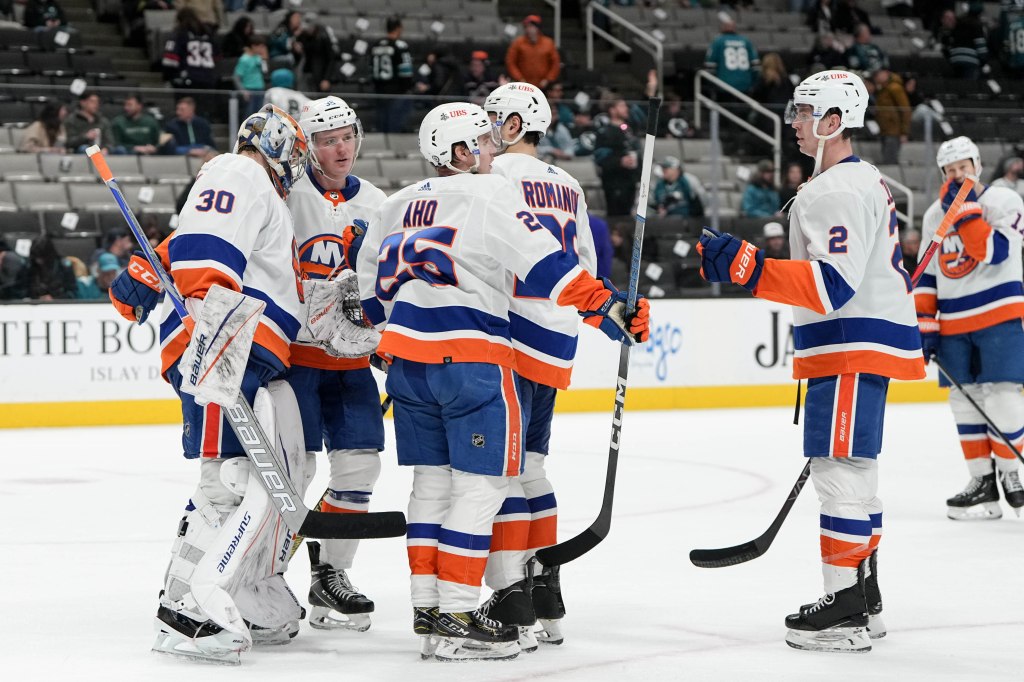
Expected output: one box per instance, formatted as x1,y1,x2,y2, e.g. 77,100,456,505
491,153,597,389
756,156,924,380
915,185,1024,335
160,153,302,375
263,88,311,119
357,173,588,368
288,171,387,370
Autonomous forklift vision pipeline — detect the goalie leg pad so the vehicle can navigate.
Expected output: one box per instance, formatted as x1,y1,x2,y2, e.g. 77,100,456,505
949,383,995,476
811,457,880,595
320,447,382,568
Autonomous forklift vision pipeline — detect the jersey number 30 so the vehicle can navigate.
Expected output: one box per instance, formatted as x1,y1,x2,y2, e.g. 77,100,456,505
376,227,458,301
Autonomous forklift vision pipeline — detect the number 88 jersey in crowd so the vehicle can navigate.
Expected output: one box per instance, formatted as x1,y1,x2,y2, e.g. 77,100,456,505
357,173,588,369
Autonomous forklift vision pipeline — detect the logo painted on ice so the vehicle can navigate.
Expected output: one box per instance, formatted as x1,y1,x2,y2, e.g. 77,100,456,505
637,322,682,382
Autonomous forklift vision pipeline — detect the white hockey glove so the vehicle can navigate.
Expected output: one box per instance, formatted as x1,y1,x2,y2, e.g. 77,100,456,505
178,284,265,407
300,269,380,359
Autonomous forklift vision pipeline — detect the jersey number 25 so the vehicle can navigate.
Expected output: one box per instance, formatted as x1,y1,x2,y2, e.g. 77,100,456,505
376,226,458,301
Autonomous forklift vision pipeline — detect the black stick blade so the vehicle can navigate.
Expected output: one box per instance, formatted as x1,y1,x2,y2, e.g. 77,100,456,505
299,511,407,540
534,527,604,568
689,542,762,568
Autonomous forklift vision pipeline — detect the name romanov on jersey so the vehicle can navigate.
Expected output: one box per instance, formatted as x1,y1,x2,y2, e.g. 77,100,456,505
521,180,580,215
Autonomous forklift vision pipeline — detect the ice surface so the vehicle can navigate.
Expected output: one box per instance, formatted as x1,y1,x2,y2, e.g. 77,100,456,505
2,404,1022,680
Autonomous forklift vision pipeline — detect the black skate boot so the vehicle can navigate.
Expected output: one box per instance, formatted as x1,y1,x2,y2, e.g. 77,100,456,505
478,578,538,652
998,469,1024,516
531,562,566,645
946,470,1001,520
152,605,249,665
433,610,520,661
413,606,441,659
785,583,871,653
861,550,885,640
307,541,374,631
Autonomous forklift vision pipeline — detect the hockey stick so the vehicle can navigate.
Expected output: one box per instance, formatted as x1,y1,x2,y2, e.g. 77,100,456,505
931,356,1024,466
534,97,661,568
86,146,406,540
911,176,975,287
689,461,812,568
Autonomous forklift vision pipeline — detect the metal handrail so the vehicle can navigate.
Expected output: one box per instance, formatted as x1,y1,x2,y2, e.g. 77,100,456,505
694,69,781,186
585,2,663,97
542,0,561,47
880,172,915,232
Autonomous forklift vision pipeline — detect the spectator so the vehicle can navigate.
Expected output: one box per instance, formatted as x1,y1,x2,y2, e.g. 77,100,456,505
178,0,223,31
544,82,575,125
234,34,269,117
588,212,614,281
593,96,642,217
537,103,576,162
656,92,688,139
92,252,121,296
162,96,215,157
761,221,790,259
371,16,413,131
846,24,889,73
900,228,920,276
64,255,100,299
934,8,988,80
808,32,847,70
999,0,1024,74
162,8,219,93
297,16,339,94
873,68,911,164
505,15,560,89
18,101,67,153
263,68,310,118
28,236,75,300
268,10,303,65
0,237,29,300
222,15,255,59
806,0,834,34
992,157,1024,198
23,0,66,31
779,161,805,207
651,156,706,218
142,215,166,248
111,93,161,155
463,50,500,105
90,228,133,273
750,52,791,131
832,0,874,35
704,12,760,95
741,159,781,217
65,90,118,154
413,47,461,97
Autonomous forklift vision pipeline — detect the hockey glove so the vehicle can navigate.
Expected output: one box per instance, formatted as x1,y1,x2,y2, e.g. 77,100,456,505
940,179,995,260
918,313,939,364
109,252,161,323
341,219,368,271
696,227,764,292
577,277,650,345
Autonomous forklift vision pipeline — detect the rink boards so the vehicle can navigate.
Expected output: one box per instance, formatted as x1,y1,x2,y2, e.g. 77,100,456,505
0,299,946,428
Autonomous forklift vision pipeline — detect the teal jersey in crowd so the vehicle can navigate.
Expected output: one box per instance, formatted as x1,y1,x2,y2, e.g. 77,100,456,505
704,33,760,94
1000,1,1024,69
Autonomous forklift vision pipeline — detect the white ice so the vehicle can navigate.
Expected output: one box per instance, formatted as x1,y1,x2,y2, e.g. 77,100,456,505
3,403,1022,681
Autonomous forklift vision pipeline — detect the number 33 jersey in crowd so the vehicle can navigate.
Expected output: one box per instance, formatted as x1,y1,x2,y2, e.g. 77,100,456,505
357,173,587,369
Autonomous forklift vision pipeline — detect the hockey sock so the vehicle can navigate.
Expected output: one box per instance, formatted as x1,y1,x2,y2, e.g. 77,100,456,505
811,457,880,594
984,382,1024,473
321,448,381,568
950,384,993,475
408,465,451,608
485,477,530,590
521,451,558,554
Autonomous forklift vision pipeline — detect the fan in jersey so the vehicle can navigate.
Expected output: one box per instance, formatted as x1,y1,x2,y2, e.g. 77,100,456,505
284,95,388,632
108,106,311,665
355,102,650,662
479,81,598,651
697,70,925,653
915,136,1024,520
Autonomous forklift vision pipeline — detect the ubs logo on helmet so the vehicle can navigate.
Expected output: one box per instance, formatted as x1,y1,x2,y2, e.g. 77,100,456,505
938,233,977,279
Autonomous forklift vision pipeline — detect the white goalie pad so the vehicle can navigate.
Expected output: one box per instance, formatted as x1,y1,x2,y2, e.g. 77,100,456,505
178,284,265,407
299,270,380,358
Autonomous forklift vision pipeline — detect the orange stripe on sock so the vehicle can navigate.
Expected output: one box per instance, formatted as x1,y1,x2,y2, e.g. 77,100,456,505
991,438,1022,460
320,499,369,514
408,545,438,576
820,536,872,568
960,439,992,459
490,520,530,552
437,551,488,587
527,515,558,550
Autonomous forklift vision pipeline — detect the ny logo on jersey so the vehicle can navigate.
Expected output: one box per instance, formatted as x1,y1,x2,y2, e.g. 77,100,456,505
299,235,345,279
939,233,977,279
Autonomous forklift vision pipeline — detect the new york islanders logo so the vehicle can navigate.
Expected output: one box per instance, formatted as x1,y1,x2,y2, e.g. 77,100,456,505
298,234,346,279
938,232,978,279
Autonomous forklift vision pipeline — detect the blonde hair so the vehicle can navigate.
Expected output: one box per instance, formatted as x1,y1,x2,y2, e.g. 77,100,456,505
761,53,787,85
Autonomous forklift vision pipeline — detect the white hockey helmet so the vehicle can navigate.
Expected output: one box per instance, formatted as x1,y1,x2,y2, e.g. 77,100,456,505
299,96,364,174
785,69,868,130
936,135,982,179
235,104,310,197
484,82,552,147
418,102,500,173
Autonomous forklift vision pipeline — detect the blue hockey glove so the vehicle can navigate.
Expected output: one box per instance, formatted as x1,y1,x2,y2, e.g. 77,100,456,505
696,227,764,292
109,252,160,323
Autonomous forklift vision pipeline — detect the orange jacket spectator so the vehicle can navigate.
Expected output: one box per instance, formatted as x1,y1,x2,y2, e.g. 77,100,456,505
505,15,560,88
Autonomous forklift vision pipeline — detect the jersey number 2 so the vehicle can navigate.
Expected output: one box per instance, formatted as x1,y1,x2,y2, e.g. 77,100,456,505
376,226,458,301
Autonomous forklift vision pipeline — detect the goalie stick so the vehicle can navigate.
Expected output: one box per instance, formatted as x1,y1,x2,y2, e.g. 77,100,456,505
86,146,406,541
534,97,661,568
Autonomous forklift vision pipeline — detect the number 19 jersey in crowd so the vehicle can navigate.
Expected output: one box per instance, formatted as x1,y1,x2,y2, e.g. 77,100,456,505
491,153,597,389
776,156,924,381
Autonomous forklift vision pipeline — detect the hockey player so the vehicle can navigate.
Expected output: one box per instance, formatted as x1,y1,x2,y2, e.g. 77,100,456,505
355,102,650,661
915,136,1024,520
697,70,925,653
480,81,597,649
109,105,311,664
286,95,387,631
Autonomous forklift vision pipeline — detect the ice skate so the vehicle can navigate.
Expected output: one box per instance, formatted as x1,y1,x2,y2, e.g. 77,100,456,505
151,605,249,665
861,551,885,640
307,541,374,632
477,579,538,653
998,470,1024,516
433,610,520,662
947,472,1002,520
413,606,441,659
247,619,300,646
785,584,871,653
532,563,565,645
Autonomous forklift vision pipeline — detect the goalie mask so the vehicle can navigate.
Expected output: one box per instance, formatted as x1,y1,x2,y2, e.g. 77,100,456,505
235,104,310,198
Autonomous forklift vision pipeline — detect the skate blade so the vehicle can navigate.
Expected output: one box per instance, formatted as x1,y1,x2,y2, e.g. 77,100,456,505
785,626,871,653
866,614,886,640
947,501,1003,521
419,634,440,660
151,632,244,666
434,637,520,662
537,618,564,645
309,606,371,632
463,627,538,654
250,621,299,646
